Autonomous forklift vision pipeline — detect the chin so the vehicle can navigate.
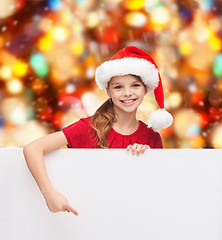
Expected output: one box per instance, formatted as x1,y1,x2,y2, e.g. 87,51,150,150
116,105,139,114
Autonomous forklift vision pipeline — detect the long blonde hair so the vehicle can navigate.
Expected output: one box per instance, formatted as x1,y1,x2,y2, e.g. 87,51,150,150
90,98,117,148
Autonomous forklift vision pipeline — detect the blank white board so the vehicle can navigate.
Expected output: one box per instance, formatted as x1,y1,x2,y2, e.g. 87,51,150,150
1,148,222,240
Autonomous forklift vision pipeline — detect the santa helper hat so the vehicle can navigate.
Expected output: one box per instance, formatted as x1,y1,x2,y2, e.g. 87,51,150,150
95,46,173,132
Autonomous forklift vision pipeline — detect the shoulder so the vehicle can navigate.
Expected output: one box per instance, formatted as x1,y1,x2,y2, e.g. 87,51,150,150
61,116,94,148
77,116,92,127
139,120,163,148
62,116,92,132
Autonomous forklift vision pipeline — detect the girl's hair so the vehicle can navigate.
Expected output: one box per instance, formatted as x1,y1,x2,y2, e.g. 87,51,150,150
90,97,117,148
90,74,146,148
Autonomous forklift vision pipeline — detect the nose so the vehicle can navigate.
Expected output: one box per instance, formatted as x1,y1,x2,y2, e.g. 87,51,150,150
123,87,132,97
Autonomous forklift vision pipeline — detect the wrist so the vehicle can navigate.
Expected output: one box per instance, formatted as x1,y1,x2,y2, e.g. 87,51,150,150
41,185,56,198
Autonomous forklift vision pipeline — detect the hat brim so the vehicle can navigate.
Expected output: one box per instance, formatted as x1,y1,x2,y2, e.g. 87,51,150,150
95,57,159,91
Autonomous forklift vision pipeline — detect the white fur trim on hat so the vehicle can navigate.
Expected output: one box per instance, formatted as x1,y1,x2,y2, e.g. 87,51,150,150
147,108,173,132
95,57,159,91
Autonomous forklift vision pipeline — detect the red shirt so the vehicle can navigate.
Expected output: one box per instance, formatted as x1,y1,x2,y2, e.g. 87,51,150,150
62,116,163,149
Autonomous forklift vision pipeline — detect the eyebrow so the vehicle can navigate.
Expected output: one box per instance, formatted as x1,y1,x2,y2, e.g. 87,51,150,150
111,80,141,86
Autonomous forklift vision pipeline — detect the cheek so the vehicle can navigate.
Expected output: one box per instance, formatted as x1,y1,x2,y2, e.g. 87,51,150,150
110,90,120,97
136,92,146,100
139,88,147,95
106,89,112,98
135,89,144,95
112,94,120,101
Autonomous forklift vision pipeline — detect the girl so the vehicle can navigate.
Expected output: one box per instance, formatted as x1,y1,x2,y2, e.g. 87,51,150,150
23,46,173,216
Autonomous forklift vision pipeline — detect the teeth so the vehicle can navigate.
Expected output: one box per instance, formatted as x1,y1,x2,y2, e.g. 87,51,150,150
122,100,135,103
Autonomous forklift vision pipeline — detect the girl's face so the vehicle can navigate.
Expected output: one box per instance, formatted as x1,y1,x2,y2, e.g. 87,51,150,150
106,74,148,114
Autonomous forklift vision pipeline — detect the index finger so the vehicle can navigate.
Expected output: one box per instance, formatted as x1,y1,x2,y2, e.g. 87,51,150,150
127,145,132,151
66,205,79,216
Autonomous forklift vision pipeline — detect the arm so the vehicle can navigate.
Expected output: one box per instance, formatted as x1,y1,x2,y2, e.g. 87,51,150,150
23,131,78,215
153,132,163,148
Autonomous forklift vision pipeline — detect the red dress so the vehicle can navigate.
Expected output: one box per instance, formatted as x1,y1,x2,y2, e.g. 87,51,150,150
62,116,163,148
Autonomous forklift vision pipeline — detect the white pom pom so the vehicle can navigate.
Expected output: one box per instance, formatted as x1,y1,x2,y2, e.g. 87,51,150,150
147,108,173,132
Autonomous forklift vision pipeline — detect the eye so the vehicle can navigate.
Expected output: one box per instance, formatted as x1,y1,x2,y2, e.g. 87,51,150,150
133,84,141,87
114,85,122,89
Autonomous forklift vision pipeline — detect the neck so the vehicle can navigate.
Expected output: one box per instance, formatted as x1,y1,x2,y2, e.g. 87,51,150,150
112,107,139,133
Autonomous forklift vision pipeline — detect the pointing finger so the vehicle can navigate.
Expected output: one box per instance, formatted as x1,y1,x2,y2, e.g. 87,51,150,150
66,205,79,216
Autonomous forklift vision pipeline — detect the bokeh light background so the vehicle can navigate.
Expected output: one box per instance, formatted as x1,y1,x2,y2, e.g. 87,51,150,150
0,0,222,148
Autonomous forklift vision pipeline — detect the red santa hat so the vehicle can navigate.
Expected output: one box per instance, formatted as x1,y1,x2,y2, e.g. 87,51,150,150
95,46,173,132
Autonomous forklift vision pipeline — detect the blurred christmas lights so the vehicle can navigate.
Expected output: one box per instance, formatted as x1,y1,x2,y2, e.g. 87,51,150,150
0,0,221,148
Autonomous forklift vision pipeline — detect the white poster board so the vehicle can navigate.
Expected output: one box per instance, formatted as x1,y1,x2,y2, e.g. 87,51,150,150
1,149,222,240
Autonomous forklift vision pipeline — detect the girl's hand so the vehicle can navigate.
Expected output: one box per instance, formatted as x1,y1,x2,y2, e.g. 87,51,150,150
127,143,150,156
43,189,79,215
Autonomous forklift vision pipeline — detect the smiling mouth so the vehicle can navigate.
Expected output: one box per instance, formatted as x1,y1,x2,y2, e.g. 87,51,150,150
120,99,137,103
